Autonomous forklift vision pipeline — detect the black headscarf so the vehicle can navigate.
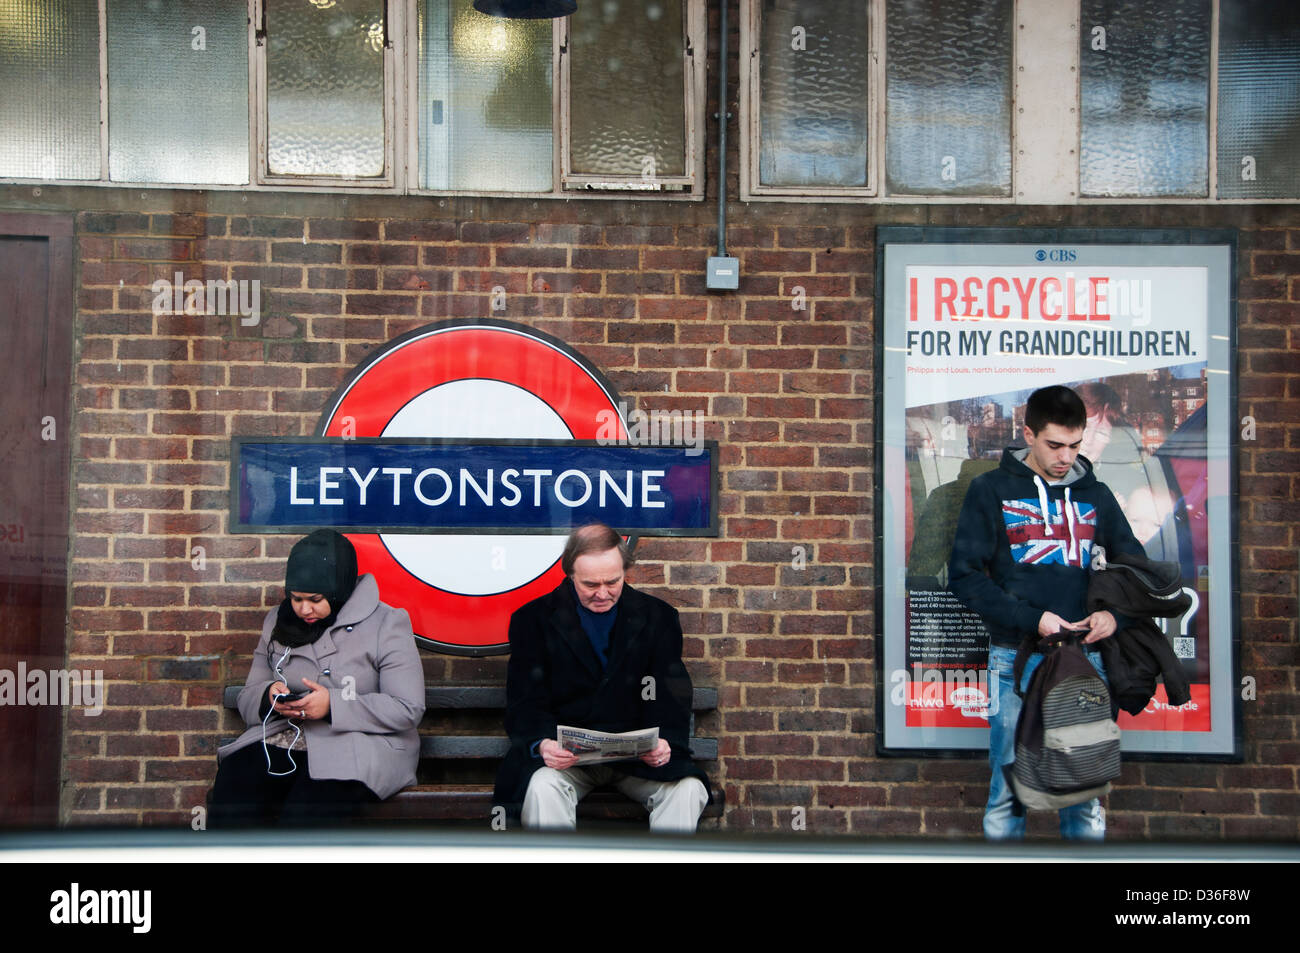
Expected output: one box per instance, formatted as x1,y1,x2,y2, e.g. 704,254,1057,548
272,530,359,647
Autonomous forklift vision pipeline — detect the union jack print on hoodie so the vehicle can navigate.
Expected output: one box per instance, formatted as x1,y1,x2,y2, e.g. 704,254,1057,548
947,447,1144,650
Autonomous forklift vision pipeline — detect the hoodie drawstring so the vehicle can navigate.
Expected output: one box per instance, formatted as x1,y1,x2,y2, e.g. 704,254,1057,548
1063,486,1078,564
1033,475,1053,537
1033,474,1079,564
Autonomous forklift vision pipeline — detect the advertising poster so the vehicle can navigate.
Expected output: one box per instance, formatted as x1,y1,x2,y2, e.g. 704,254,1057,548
878,229,1237,757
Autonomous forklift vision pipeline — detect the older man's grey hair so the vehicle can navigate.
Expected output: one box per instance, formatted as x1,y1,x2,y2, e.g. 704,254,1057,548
560,523,634,576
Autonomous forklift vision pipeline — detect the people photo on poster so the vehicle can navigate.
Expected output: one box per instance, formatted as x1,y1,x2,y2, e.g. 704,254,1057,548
877,228,1238,758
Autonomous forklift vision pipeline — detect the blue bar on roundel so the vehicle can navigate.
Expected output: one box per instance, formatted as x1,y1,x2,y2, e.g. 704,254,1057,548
232,439,717,535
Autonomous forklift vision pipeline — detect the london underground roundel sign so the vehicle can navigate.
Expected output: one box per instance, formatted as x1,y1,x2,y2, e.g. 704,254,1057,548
232,319,718,655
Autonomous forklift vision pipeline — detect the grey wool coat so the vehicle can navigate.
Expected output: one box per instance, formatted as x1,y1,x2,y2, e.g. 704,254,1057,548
218,574,425,800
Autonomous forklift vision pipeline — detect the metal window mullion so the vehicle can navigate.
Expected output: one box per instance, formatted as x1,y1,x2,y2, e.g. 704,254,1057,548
556,15,570,194
738,0,758,200
97,0,108,181
254,0,269,185
400,0,420,194
246,0,259,189
383,0,399,190
1013,0,1079,203
685,0,705,196
1208,0,1220,199
869,0,883,197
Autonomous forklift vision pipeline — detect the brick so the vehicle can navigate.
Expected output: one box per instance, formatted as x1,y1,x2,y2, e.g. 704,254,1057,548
496,245,569,268
608,321,674,344
384,221,457,242
636,346,707,368
776,759,846,781
145,759,214,782
272,241,342,264
68,759,140,783
749,348,814,369
80,210,150,233
641,248,701,271
459,222,530,244
153,363,226,387
746,732,814,755
850,761,921,783
607,272,674,295
725,759,775,780
745,638,815,659
1260,793,1300,815
777,708,847,731
641,298,711,322
744,250,813,273
1223,817,1300,839
776,226,845,248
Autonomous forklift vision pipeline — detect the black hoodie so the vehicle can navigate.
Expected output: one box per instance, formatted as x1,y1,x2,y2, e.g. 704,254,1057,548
947,447,1143,649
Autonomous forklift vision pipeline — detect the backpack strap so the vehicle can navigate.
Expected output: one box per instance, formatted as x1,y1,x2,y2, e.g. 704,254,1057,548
1012,630,1081,697
1012,633,1038,699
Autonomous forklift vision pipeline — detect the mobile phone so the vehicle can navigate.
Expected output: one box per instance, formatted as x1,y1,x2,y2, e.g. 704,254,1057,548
277,689,310,702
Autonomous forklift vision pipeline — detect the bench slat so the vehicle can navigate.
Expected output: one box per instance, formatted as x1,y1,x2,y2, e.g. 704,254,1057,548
419,735,717,761
224,683,718,712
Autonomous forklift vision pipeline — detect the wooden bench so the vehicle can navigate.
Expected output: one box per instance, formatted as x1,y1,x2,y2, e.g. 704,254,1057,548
221,682,724,825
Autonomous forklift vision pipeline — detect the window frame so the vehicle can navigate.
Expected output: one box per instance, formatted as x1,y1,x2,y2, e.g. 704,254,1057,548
739,0,1299,204
253,0,399,190
556,0,707,195
740,0,883,199
0,0,708,200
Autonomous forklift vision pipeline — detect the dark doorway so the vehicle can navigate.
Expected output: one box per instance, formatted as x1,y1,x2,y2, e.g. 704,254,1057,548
0,214,73,827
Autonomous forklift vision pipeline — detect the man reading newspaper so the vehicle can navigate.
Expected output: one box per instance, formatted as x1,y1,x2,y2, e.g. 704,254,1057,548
493,523,710,832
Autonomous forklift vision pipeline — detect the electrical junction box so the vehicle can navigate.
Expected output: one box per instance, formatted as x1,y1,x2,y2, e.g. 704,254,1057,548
706,256,740,290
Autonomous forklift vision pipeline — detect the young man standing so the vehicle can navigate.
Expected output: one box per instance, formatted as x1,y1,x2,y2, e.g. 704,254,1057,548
948,385,1144,839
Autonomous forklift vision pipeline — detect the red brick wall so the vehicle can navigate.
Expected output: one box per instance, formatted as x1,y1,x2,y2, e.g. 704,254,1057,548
44,194,1296,837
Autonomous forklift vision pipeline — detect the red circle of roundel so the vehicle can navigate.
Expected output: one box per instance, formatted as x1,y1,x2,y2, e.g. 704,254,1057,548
315,320,626,656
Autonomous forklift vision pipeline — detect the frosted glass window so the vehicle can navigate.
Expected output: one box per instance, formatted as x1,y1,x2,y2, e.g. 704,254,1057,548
1079,0,1209,197
107,0,248,185
419,0,552,192
0,0,100,180
1217,1,1300,199
569,0,686,178
758,0,869,188
885,0,1012,196
266,0,385,178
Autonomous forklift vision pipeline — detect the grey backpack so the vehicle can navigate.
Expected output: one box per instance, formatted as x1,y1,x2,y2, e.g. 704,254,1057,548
1006,632,1121,812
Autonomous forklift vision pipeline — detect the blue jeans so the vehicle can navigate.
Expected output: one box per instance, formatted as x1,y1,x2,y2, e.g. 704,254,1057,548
984,643,1107,841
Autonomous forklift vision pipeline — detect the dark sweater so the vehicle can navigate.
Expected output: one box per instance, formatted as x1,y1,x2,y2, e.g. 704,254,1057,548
947,447,1144,649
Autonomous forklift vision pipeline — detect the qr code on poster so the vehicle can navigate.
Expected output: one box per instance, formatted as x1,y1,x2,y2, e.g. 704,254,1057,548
1174,637,1195,659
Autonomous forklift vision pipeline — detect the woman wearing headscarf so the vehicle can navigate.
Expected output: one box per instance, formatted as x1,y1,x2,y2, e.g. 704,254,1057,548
210,529,425,825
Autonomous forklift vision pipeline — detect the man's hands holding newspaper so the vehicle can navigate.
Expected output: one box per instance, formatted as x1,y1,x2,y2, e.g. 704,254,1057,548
640,738,671,768
539,736,671,769
539,738,579,770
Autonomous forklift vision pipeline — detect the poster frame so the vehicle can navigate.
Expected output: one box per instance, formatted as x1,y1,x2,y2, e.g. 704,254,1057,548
874,226,1241,762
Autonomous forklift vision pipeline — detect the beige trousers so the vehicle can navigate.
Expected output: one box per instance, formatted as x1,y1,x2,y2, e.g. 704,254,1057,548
522,764,708,833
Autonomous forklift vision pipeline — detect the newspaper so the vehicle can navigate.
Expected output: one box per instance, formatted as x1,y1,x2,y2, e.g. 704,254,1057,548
556,725,659,765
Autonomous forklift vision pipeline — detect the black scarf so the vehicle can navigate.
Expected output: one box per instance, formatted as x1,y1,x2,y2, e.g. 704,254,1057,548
273,529,358,647
271,599,340,648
